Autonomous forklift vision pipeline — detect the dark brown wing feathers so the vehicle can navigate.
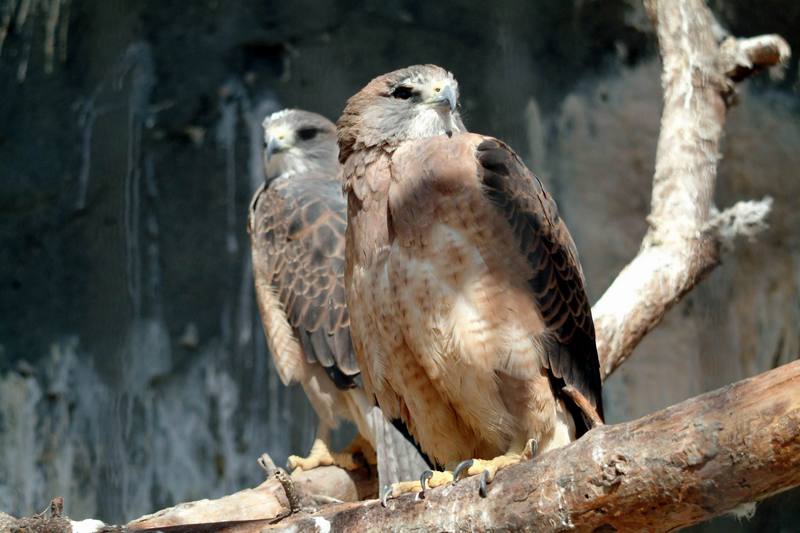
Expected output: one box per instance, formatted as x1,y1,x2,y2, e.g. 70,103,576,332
250,175,359,388
476,138,604,425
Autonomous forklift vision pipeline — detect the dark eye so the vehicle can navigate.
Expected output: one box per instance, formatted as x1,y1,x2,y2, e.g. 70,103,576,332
297,128,318,141
390,86,414,100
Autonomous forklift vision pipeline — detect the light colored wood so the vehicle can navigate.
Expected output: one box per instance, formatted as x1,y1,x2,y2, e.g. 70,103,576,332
591,0,786,380
125,465,376,531
262,360,800,532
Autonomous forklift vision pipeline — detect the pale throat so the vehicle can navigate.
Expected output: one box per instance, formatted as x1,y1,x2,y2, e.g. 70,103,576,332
407,107,461,139
266,149,312,180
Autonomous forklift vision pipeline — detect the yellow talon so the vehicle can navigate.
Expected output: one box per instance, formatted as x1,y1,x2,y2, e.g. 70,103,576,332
287,434,377,472
381,470,454,506
287,438,361,472
451,440,537,497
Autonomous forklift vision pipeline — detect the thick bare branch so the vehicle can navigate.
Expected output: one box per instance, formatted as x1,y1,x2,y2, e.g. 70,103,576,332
0,465,377,533
593,0,788,378
125,465,376,532
263,360,800,532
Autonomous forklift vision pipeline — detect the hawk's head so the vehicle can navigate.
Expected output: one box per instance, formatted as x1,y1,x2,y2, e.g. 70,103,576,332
262,109,338,181
337,64,466,163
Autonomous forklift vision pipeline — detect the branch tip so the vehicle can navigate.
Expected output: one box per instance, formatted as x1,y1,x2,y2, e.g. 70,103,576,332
722,34,792,82
258,452,279,476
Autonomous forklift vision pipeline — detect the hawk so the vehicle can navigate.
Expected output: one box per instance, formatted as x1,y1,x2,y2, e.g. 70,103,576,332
339,65,604,498
248,108,428,485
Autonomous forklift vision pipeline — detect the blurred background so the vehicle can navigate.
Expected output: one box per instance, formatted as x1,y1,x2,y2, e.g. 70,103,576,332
0,0,798,528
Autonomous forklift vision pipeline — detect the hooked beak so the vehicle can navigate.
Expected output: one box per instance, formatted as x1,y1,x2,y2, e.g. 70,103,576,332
265,130,291,163
428,83,457,112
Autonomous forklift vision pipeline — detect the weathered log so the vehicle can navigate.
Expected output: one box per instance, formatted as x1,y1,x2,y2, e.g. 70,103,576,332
264,359,800,532
125,465,376,532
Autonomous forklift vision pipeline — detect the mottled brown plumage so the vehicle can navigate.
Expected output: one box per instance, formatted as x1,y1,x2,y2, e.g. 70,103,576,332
250,110,355,389
251,172,355,384
249,108,429,482
339,66,602,491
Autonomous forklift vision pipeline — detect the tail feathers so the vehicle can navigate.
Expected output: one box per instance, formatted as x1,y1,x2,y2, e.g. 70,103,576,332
344,389,430,486
369,407,431,487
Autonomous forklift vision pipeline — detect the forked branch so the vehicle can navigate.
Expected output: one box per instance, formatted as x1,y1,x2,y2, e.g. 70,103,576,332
593,0,788,378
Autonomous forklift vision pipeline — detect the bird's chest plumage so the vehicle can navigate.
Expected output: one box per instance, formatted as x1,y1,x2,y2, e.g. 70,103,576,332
348,182,554,466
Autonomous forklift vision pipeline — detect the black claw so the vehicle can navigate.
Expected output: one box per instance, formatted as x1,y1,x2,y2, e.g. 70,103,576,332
453,459,474,483
381,484,392,508
529,439,539,458
419,470,433,498
478,470,490,498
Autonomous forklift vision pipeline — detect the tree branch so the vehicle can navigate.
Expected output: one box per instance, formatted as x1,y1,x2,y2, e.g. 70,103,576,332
262,360,800,532
104,359,800,533
593,0,789,379
124,465,377,532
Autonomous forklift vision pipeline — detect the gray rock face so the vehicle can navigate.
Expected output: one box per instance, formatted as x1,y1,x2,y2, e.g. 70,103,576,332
0,0,797,527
